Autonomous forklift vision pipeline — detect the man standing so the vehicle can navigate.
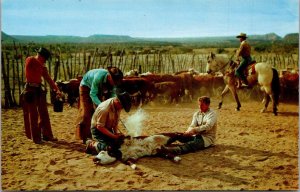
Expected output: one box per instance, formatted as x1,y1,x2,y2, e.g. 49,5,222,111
76,67,123,143
235,33,252,88
21,47,62,144
85,92,132,157
159,96,217,155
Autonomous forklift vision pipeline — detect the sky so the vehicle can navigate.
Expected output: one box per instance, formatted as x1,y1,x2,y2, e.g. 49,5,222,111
1,0,299,38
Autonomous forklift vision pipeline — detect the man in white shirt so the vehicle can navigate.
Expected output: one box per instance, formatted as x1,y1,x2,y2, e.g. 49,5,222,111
85,92,131,156
160,96,217,155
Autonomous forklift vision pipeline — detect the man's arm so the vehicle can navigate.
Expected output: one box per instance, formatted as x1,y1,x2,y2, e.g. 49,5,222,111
236,41,245,60
90,73,107,106
96,125,121,139
185,111,217,135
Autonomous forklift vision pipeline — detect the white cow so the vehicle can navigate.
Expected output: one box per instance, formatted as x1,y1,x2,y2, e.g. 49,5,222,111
93,134,182,169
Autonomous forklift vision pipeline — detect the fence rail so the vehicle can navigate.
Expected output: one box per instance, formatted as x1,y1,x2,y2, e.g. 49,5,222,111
1,45,299,108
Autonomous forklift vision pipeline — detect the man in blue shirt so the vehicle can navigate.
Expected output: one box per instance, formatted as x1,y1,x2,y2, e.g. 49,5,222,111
75,67,123,144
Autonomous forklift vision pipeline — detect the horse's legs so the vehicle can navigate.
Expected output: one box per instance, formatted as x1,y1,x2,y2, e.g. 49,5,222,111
270,93,278,116
219,85,230,109
229,86,241,111
260,92,270,113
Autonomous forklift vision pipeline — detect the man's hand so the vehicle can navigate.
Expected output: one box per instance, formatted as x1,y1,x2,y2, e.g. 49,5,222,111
56,90,63,99
114,133,125,146
115,133,125,140
184,128,197,136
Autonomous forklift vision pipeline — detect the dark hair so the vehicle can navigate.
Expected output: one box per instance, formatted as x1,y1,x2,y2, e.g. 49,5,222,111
198,96,210,104
107,67,123,85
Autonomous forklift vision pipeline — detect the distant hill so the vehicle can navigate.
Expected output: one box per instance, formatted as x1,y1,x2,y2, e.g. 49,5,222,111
2,33,138,44
145,33,283,43
86,34,136,43
283,33,299,43
1,31,298,45
250,33,282,41
1,31,18,43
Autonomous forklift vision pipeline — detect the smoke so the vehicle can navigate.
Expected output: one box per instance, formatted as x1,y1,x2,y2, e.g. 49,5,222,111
124,108,147,137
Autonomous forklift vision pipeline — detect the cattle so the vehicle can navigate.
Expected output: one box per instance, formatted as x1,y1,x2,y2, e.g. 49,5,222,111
56,76,82,107
124,69,139,77
118,77,155,106
174,68,200,76
141,74,185,101
174,72,194,102
154,81,182,104
192,74,225,97
92,132,184,169
279,71,299,102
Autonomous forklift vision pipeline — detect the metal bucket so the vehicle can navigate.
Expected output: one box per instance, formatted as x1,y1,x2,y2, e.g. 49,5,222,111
53,98,64,112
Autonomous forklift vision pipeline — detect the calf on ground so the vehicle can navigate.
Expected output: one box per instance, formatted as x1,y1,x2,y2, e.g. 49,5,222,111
92,132,184,169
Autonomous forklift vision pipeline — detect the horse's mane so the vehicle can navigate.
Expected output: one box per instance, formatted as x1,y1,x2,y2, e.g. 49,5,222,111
212,54,231,73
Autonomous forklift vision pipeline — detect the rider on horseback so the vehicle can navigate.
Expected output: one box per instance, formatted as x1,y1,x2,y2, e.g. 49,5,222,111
235,33,252,88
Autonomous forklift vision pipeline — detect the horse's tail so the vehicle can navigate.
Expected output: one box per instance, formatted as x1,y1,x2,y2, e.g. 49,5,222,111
272,68,280,106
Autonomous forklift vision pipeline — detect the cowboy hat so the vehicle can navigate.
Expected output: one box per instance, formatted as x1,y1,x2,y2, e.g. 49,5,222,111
36,47,52,61
236,33,247,39
117,92,131,112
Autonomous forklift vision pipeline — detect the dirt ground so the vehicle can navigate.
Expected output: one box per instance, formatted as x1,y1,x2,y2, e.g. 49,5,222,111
1,97,299,190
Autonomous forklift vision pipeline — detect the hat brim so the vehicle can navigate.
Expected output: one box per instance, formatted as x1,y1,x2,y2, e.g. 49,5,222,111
236,35,247,38
117,93,131,112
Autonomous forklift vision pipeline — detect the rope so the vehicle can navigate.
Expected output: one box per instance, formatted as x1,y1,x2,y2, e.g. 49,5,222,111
212,53,236,73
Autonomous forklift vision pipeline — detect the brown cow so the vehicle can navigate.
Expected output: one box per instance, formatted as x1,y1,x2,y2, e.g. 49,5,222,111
279,71,299,101
174,72,194,102
118,77,155,106
154,81,182,104
192,74,225,97
141,74,185,101
56,76,82,107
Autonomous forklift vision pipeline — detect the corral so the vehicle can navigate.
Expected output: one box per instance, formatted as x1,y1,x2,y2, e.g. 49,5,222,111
1,44,298,190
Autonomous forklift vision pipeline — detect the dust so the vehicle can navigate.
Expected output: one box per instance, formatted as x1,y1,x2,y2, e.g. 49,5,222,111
124,108,147,137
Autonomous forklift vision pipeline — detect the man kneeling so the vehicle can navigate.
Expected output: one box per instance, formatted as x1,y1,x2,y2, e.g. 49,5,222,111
85,92,131,158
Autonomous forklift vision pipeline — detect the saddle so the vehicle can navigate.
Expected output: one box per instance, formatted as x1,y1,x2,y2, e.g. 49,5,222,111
244,60,256,77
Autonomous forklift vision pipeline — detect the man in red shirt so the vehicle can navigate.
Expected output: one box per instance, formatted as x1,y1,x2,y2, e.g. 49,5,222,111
21,47,62,144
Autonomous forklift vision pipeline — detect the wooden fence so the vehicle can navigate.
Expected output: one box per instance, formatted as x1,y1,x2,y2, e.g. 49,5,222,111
1,44,299,108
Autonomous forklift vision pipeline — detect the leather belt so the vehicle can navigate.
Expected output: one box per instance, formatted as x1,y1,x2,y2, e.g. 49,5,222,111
26,82,41,87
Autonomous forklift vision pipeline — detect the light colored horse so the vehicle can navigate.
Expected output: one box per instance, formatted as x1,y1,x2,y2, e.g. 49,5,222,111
206,52,280,115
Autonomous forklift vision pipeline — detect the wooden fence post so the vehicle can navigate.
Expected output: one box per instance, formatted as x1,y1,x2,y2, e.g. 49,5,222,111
66,57,71,79
13,42,21,105
87,55,91,72
2,52,15,108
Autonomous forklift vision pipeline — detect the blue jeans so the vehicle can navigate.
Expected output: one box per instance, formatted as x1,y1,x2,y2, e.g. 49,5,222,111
235,56,252,82
166,135,206,155
91,127,115,152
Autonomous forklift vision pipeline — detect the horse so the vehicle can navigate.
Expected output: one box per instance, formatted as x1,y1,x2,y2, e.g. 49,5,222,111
206,52,280,115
